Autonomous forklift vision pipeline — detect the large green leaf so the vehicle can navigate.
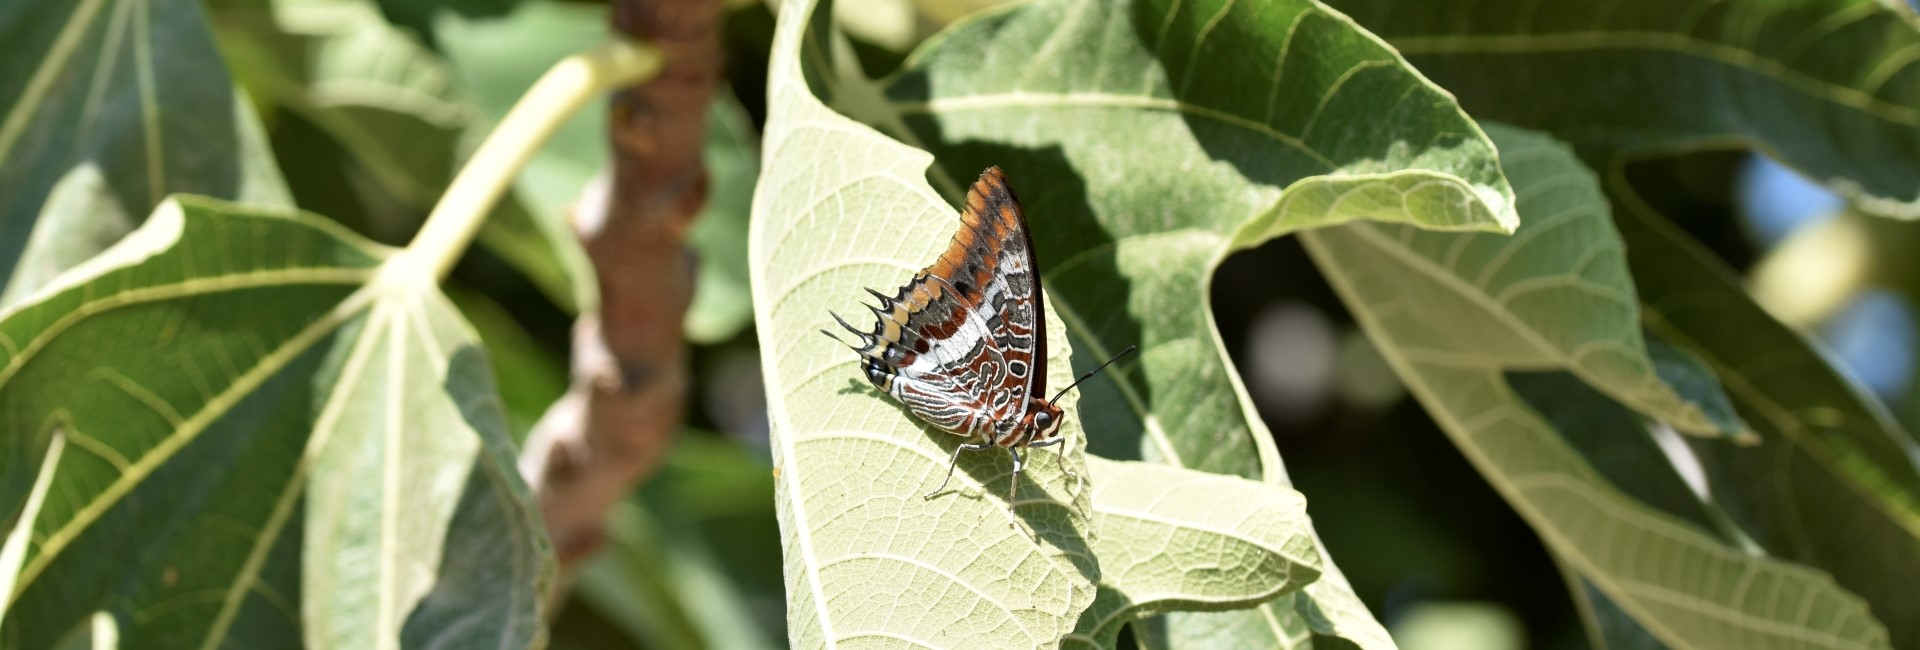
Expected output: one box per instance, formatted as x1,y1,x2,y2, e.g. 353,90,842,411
1325,0,1920,218
0,0,288,302
1607,163,1920,648
0,198,551,648
867,0,1514,645
755,0,1515,644
1303,123,1890,649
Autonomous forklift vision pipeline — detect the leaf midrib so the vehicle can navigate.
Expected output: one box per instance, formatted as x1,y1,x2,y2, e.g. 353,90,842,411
377,299,407,650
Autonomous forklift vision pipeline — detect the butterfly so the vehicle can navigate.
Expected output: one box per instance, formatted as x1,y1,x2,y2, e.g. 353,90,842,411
823,166,1133,518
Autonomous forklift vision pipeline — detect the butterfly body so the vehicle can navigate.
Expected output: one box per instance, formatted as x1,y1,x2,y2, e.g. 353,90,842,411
827,167,1070,512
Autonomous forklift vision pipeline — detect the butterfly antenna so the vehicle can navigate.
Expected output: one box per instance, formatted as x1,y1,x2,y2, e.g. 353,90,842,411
1050,345,1138,403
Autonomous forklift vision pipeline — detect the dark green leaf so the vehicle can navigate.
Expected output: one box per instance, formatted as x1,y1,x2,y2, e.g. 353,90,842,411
0,198,551,648
1,0,288,298
1327,0,1920,218
1611,167,1920,647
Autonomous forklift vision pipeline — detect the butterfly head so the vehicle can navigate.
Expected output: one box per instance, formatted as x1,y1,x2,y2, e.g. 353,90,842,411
1021,397,1065,442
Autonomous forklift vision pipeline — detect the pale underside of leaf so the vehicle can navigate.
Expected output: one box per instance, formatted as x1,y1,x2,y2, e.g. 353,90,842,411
1064,458,1323,648
753,0,1099,647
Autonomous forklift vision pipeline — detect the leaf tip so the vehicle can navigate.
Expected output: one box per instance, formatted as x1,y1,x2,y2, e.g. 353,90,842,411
1476,184,1520,234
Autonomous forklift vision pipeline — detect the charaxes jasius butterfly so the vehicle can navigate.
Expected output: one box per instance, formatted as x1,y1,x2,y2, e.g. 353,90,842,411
823,166,1134,518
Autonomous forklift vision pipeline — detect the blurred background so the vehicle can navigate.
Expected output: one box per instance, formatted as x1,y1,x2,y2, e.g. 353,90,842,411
208,0,1920,647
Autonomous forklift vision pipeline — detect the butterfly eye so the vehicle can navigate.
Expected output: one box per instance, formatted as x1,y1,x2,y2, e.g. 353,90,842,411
1033,411,1054,432
864,359,889,384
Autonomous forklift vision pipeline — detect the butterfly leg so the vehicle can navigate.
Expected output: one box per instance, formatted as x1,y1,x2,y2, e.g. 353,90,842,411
1027,435,1081,495
926,441,994,499
1005,447,1024,522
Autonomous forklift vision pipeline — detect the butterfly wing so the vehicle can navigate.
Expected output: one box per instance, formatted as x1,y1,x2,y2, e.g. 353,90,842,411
834,167,1046,444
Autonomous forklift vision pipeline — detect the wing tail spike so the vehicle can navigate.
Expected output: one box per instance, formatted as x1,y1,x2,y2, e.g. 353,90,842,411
830,311,870,343
820,329,858,349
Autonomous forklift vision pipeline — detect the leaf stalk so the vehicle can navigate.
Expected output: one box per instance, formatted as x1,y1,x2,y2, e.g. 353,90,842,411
408,38,662,280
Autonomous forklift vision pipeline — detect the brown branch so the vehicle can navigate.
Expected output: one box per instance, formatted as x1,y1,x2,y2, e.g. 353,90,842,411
520,0,725,569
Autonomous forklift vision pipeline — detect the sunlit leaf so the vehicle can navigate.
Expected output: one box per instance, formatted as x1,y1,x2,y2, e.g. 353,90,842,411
755,3,1102,645
1066,459,1322,648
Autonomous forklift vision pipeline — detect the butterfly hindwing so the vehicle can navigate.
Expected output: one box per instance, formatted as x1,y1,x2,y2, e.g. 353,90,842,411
839,167,1047,444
